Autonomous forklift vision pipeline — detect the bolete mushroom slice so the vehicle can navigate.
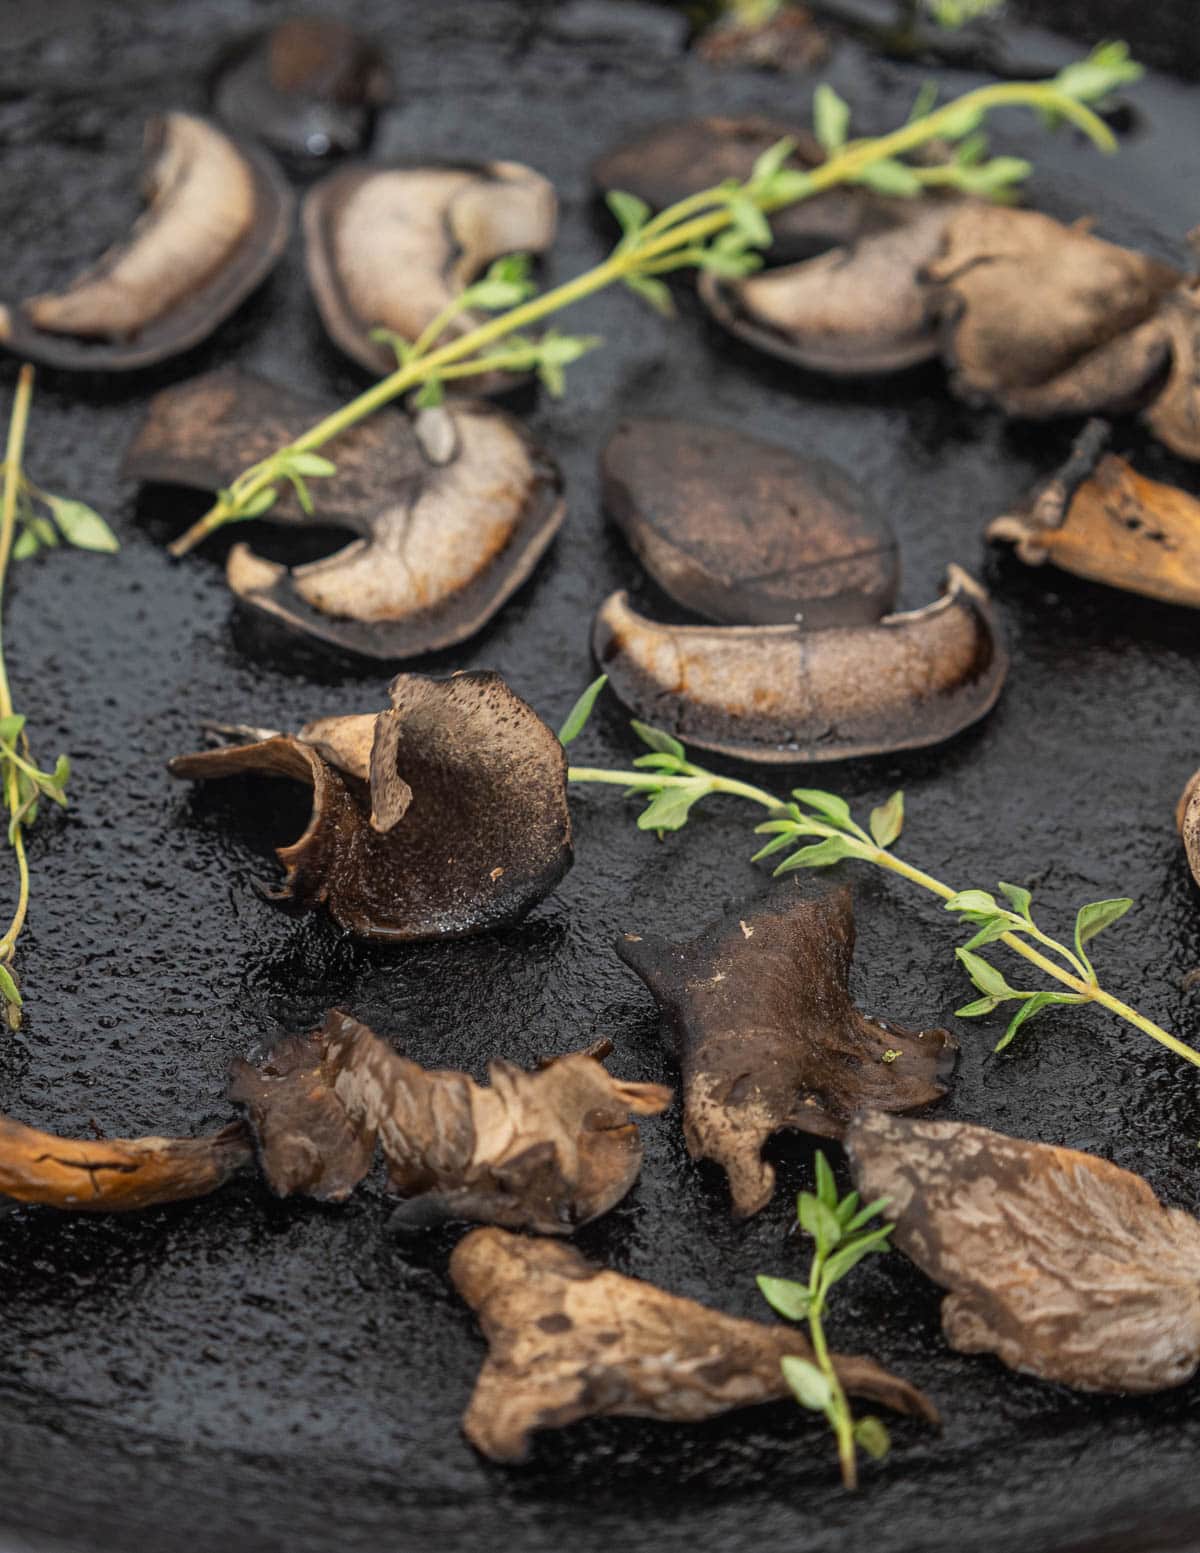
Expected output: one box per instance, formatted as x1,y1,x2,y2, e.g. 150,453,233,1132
601,417,898,627
450,1226,938,1462
168,669,573,941
303,159,557,383
0,114,292,371
230,1009,671,1231
593,565,1006,764
845,1113,1200,1394
123,369,564,659
615,886,955,1217
1176,768,1200,889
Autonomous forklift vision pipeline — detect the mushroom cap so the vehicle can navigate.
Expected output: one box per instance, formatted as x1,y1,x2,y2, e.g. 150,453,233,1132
1177,767,1200,889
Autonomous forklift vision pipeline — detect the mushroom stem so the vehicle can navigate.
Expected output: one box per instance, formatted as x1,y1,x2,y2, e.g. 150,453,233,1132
0,363,35,965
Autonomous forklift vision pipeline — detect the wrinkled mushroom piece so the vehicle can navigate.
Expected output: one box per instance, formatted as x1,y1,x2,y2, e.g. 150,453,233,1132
0,114,292,371
169,669,573,941
846,1113,1200,1393
450,1226,938,1461
601,417,898,627
696,4,829,71
1145,280,1200,460
1176,768,1200,888
593,565,1006,764
616,886,955,1217
231,1009,671,1232
124,369,564,659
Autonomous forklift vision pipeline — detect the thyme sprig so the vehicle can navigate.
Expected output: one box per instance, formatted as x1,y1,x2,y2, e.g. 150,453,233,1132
166,44,1137,558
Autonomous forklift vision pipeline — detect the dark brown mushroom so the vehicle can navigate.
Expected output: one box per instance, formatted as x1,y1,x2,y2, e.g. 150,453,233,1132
1145,279,1200,461
601,417,898,627
695,4,830,72
593,565,1007,764
1176,768,1200,889
450,1225,938,1461
230,1009,671,1232
0,114,292,371
168,669,573,941
846,1113,1200,1394
303,160,556,384
615,886,956,1217
123,369,564,659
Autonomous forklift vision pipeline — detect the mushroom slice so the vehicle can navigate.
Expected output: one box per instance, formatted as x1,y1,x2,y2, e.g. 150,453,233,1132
1145,280,1200,461
846,1113,1200,1394
1176,768,1200,889
593,566,1007,764
168,669,573,941
0,114,292,371
989,419,1200,608
616,886,955,1217
450,1226,938,1462
0,1114,251,1212
124,369,564,659
230,1009,671,1232
304,159,557,383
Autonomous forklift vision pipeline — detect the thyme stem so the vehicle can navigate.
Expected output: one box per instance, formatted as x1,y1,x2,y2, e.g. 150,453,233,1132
0,365,35,964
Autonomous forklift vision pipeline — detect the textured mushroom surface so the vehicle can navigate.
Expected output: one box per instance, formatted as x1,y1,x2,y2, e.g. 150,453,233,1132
593,565,1006,763
231,1010,671,1232
450,1226,938,1461
846,1113,1200,1394
1145,280,1200,460
0,114,292,370
124,369,564,659
1177,768,1200,889
601,417,898,627
169,669,573,941
615,887,955,1216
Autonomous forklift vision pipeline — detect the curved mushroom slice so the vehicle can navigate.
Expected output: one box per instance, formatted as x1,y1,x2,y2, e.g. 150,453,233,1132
169,669,573,941
0,114,292,371
846,1113,1200,1394
601,418,898,627
124,369,564,659
1176,768,1200,889
616,886,955,1217
304,159,557,383
1145,280,1200,461
450,1226,938,1462
593,566,1007,764
230,1009,671,1232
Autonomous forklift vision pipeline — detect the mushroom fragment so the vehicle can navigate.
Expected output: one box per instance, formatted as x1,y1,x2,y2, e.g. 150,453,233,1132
593,565,1007,764
450,1226,938,1461
231,1010,671,1232
615,887,956,1217
169,669,573,941
123,369,564,659
601,417,898,627
0,114,292,371
1177,769,1200,889
846,1113,1200,1394
695,4,829,72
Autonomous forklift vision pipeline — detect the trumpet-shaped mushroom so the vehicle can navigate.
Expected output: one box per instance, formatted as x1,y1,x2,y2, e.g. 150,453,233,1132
124,369,564,659
1177,768,1200,889
593,565,1007,764
615,887,956,1217
601,417,898,627
169,669,573,941
230,1010,671,1233
0,114,292,371
846,1113,1200,1394
450,1226,938,1461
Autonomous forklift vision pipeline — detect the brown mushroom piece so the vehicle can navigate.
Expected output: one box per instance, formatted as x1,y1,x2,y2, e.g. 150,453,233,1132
1176,768,1200,889
169,669,573,941
695,4,829,72
846,1113,1200,1394
601,418,898,627
450,1226,938,1462
0,114,292,371
593,565,1006,764
1144,279,1200,460
989,419,1200,608
615,887,956,1217
123,369,564,659
230,1009,671,1232
304,159,556,385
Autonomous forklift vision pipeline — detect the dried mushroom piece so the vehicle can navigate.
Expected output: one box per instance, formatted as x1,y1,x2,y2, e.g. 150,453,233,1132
450,1226,938,1461
846,1113,1200,1394
601,417,898,628
304,159,557,384
231,1009,671,1232
169,668,573,941
696,4,829,72
616,886,955,1216
0,114,292,371
989,419,1200,608
124,369,564,659
593,565,1006,764
1176,768,1200,889
1145,280,1200,461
